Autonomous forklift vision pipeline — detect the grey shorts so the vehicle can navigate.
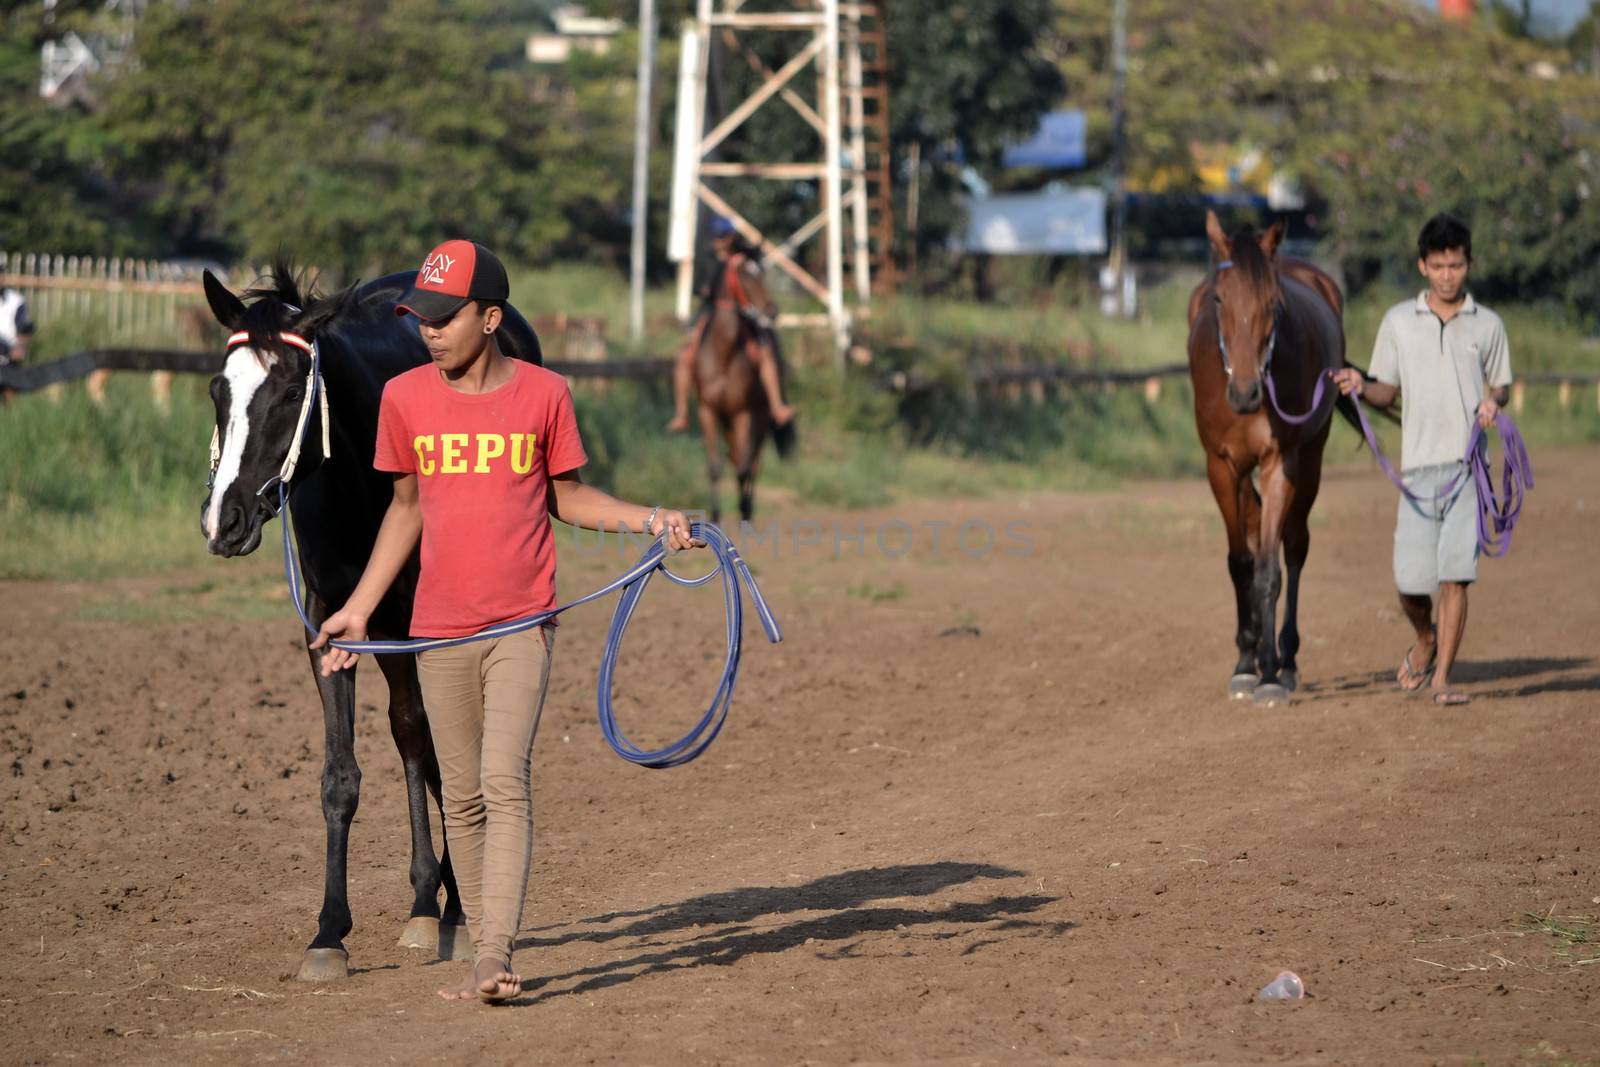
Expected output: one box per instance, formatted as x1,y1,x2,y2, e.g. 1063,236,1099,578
1394,462,1479,594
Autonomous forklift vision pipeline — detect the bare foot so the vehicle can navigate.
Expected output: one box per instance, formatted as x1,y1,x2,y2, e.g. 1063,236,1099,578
665,414,690,433
771,404,796,427
437,958,522,1003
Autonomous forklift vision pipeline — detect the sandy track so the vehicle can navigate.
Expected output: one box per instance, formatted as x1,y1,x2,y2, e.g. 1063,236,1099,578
2,448,1596,1065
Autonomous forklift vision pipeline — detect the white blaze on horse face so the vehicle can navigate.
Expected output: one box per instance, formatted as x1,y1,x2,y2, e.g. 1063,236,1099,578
205,346,277,542
0,289,24,347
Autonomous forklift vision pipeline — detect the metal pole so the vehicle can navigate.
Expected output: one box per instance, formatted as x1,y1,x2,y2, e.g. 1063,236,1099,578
629,0,657,343
1109,0,1127,316
679,0,715,323
822,0,848,361
844,7,872,305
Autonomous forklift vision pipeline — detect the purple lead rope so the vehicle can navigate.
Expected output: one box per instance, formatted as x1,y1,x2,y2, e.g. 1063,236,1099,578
1338,386,1533,558
1263,368,1532,556
1262,367,1328,426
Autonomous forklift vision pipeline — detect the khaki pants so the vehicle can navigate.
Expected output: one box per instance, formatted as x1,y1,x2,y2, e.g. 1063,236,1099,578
416,627,554,969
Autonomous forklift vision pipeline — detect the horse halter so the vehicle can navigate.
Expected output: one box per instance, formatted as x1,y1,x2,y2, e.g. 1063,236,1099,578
207,329,331,503
1212,261,1281,380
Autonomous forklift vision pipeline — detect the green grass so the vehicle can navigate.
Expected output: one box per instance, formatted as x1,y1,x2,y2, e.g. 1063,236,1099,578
1,374,219,579
845,579,907,602
1519,909,1597,949
71,564,288,624
874,266,1203,371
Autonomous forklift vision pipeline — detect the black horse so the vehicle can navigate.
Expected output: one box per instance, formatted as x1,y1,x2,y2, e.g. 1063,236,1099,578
199,265,543,981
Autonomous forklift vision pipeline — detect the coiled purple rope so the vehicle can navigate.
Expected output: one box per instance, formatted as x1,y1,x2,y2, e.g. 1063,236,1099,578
1295,381,1534,558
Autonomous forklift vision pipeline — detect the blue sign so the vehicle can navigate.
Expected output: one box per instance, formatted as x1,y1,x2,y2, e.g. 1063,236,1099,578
1002,110,1088,170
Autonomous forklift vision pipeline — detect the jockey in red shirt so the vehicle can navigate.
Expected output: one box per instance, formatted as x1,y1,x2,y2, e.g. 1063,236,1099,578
666,217,796,432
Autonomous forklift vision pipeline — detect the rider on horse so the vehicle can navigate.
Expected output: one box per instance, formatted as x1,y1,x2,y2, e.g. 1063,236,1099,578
666,216,796,432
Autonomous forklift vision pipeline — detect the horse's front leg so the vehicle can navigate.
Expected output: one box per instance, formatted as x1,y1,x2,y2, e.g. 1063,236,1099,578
1205,454,1260,696
729,409,758,523
1277,443,1326,694
299,595,361,981
1251,455,1297,706
376,652,470,961
698,404,723,526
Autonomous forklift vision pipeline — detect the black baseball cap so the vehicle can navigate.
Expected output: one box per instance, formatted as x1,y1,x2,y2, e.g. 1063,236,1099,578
396,240,510,320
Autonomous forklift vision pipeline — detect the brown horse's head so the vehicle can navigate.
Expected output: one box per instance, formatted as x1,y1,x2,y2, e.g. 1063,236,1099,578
1205,210,1286,414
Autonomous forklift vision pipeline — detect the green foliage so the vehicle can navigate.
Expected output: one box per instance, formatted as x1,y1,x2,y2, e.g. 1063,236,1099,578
883,0,1064,255
97,0,632,272
0,4,153,252
1054,0,1600,316
886,0,1064,168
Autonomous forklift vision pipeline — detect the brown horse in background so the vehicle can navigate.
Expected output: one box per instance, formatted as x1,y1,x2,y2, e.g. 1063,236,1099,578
690,256,795,523
1187,211,1359,706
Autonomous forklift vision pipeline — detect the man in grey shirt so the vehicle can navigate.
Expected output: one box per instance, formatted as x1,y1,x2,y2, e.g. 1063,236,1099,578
1332,214,1512,706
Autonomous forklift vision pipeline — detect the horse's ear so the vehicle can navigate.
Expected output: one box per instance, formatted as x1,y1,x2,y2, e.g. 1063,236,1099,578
1205,210,1230,261
293,282,360,338
203,270,246,330
1260,218,1287,260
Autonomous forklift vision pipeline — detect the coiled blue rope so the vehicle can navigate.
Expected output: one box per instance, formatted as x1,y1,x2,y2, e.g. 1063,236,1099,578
276,484,782,768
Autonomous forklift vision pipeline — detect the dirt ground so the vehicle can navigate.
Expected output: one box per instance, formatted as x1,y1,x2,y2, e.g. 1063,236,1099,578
2,447,1596,1066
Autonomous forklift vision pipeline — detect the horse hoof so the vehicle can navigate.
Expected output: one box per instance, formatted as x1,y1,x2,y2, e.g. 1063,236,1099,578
1278,668,1299,693
397,915,440,952
297,947,349,983
1252,683,1291,708
437,920,473,961
1228,674,1260,699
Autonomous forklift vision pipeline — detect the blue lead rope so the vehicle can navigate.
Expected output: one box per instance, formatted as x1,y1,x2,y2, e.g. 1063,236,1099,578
276,483,782,768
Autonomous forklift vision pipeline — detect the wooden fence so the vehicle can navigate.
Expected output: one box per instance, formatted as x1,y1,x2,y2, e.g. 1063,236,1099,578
2,249,617,366
4,345,1598,418
1,251,226,357
1,254,1595,413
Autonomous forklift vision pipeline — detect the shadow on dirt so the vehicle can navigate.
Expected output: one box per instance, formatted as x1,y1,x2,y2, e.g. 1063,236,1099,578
1306,655,1593,697
509,862,1072,1005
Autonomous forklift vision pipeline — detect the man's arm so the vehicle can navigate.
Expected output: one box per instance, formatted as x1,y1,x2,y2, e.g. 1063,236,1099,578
1478,318,1513,425
1333,313,1401,407
1330,368,1398,408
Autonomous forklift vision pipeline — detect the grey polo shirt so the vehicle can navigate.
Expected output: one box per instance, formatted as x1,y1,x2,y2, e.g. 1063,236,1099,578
1369,291,1513,470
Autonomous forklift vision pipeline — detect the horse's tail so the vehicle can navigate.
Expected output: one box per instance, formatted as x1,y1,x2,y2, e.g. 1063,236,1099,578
769,328,797,460
773,416,797,459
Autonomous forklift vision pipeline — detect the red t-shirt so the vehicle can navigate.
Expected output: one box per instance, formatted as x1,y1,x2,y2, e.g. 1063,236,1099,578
374,360,588,637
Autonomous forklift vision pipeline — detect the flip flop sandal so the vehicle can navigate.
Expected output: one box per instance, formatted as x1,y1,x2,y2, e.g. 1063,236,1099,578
1397,645,1436,692
1430,689,1470,706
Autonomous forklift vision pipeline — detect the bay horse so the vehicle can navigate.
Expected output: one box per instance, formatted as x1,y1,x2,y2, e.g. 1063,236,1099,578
1187,212,1359,706
690,254,795,523
199,265,543,981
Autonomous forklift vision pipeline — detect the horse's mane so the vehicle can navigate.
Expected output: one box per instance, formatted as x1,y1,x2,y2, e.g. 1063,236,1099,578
1215,229,1281,304
237,261,355,364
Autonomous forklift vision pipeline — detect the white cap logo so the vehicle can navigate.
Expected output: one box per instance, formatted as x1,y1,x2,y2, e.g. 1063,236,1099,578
419,252,456,287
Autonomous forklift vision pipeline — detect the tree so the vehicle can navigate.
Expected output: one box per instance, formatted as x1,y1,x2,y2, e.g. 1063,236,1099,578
102,0,633,274
1055,0,1600,313
0,2,154,253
